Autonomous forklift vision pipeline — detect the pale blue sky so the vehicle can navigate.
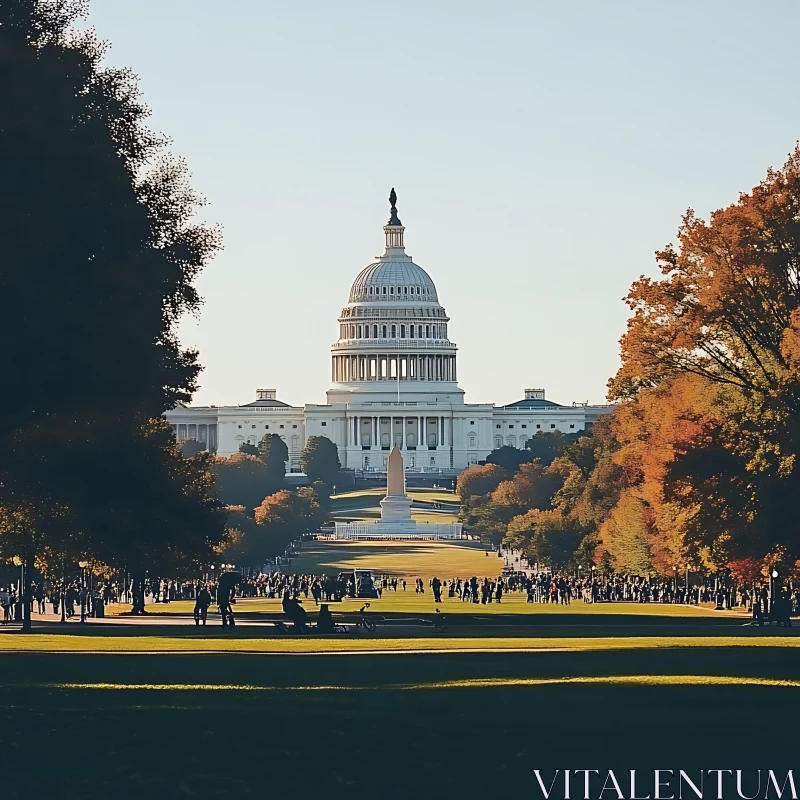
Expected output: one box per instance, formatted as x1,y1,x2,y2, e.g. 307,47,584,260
85,0,800,407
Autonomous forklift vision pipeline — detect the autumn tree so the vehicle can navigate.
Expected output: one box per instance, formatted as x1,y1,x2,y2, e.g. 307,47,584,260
609,146,800,564
506,510,584,569
456,464,508,499
253,487,327,563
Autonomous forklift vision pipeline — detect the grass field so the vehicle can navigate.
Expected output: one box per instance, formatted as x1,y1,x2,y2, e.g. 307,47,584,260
329,488,460,523
2,537,795,796
1,637,798,796
102,590,747,619
286,539,491,579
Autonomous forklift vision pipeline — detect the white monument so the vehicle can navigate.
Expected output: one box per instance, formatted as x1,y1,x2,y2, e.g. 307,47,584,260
378,446,414,526
333,445,463,540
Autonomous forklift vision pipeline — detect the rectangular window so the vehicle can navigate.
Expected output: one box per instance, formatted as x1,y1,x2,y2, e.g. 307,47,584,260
569,424,575,429
550,424,556,429
496,424,501,429
521,424,526,429
322,421,327,426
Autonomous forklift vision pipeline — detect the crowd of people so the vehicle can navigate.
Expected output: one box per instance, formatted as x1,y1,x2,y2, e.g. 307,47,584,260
1,549,798,628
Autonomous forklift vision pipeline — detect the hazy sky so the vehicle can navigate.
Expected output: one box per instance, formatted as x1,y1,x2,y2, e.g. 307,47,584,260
84,0,800,408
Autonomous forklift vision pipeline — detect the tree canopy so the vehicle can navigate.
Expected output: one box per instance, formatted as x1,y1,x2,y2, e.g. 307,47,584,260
258,433,288,492
300,436,341,486
0,1,226,619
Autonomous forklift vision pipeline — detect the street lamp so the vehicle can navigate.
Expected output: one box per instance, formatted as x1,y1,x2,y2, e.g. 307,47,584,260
771,569,779,613
78,560,89,623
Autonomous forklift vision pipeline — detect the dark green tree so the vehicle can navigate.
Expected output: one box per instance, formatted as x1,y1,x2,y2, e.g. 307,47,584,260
238,442,260,457
0,2,225,622
181,439,205,458
524,430,584,466
213,453,271,513
300,436,341,486
484,446,533,473
258,433,288,491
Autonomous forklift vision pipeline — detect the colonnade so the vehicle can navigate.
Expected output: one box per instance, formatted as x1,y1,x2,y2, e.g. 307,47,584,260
344,414,450,451
332,353,456,383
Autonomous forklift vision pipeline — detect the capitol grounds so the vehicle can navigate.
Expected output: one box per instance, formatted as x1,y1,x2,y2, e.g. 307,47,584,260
0,537,798,797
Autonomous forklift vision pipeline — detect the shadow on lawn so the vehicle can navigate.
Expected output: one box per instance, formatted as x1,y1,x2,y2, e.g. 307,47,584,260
1,648,798,797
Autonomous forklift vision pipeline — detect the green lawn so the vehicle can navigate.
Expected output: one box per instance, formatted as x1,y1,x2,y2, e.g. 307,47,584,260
103,590,746,618
332,487,459,505
284,539,491,580
3,539,792,796
1,639,798,796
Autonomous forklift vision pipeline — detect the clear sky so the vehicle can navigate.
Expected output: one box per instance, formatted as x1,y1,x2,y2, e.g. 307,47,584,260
84,0,800,408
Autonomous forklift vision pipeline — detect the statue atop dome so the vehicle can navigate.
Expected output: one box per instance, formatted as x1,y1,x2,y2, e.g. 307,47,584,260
388,187,402,226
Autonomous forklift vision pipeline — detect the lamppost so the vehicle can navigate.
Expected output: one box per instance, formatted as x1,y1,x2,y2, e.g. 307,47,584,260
78,560,88,623
771,569,779,615
673,565,678,595
60,558,66,623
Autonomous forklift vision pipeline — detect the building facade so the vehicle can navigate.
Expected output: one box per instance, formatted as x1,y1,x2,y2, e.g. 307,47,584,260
166,193,613,475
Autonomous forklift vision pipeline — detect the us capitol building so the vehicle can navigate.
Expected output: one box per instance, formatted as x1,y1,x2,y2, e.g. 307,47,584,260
166,192,613,476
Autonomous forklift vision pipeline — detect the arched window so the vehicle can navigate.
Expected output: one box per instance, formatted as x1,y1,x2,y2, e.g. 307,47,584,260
373,324,378,338
350,325,355,338
494,436,503,449
468,433,477,448
382,325,387,337
425,325,430,338
382,287,387,295
391,325,396,338
403,286,408,295
410,325,415,338
390,286,394,294
363,325,369,339
418,325,423,338
507,435,516,448
357,325,362,339
400,325,405,338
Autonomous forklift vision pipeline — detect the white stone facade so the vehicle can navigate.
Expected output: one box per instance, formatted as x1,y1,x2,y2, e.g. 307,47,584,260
166,196,613,475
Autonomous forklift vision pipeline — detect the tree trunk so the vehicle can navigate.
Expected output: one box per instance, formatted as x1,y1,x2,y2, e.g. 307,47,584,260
130,575,147,615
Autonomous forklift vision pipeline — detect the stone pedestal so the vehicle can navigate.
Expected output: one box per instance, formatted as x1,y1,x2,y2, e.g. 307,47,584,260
379,494,415,525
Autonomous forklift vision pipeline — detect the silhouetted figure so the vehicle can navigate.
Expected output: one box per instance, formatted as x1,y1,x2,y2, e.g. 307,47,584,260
194,585,211,626
282,594,309,634
316,603,334,633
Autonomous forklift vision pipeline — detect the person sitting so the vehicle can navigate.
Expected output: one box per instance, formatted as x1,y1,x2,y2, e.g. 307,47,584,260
316,603,335,634
282,593,309,634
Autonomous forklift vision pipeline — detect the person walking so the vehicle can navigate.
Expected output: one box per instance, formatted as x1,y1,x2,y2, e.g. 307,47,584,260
194,585,211,626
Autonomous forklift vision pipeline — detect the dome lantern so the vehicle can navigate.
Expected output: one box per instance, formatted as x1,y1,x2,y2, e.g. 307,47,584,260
384,187,405,250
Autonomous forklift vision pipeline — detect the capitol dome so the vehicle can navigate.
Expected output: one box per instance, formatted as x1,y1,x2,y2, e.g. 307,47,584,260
349,260,438,303
329,190,461,402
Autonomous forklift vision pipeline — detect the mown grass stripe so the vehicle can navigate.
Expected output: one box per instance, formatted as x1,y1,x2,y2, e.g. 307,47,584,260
38,675,800,692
